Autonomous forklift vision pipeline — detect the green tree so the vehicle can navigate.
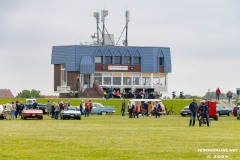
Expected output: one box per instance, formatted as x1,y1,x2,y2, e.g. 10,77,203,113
17,89,43,98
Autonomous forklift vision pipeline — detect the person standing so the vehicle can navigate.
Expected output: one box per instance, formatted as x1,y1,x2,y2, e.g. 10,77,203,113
154,102,160,118
54,102,60,119
85,100,90,117
32,100,38,109
11,101,16,120
89,100,93,114
198,100,210,127
80,100,84,115
46,100,52,116
5,102,12,120
134,102,139,118
189,99,198,126
227,91,232,103
51,102,55,118
216,88,221,101
128,102,132,118
121,99,126,116
15,100,21,118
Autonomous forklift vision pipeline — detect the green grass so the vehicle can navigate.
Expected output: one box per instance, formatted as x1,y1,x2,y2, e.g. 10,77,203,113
1,114,240,160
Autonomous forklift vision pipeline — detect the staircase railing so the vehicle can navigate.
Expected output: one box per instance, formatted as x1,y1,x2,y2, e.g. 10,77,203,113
93,82,104,97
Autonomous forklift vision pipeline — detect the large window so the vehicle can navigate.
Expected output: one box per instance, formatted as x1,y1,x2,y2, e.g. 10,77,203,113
61,64,67,86
94,73,102,85
123,73,132,85
114,56,121,64
132,73,141,85
95,56,102,64
105,56,112,64
133,57,141,65
124,56,131,64
113,73,121,85
103,73,112,85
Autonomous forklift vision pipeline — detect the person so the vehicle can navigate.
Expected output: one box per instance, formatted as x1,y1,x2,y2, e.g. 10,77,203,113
121,99,125,116
11,101,16,119
80,100,84,115
189,99,198,126
128,102,132,118
15,100,21,118
141,101,147,116
134,102,139,118
216,88,221,101
5,101,12,120
32,100,38,109
227,91,232,103
198,100,210,127
54,102,60,119
19,101,24,116
89,100,93,114
46,100,52,116
154,102,160,118
51,102,55,118
85,100,90,117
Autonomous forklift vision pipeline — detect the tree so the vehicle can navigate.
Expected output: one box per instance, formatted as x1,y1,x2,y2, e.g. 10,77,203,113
17,89,44,98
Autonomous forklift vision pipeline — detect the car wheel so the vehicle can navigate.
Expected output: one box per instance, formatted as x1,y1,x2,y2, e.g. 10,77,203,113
214,117,218,121
78,117,81,120
237,117,240,120
62,116,66,120
40,116,43,120
227,112,231,116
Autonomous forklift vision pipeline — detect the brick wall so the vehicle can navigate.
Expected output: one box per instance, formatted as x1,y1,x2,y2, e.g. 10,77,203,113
67,71,79,91
54,64,61,91
159,66,164,72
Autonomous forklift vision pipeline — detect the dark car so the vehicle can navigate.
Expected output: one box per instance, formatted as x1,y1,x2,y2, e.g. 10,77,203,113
233,106,239,117
216,104,232,116
180,106,191,116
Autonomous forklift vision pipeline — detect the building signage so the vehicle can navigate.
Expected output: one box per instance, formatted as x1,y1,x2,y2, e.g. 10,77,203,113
108,66,128,70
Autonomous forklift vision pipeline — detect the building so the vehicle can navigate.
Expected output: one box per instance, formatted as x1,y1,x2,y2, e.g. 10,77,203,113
0,89,14,98
51,45,171,98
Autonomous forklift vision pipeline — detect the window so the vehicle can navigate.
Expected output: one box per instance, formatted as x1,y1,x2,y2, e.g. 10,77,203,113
94,73,102,85
123,77,132,85
113,77,121,85
124,56,131,64
153,78,159,85
160,77,166,86
133,57,140,64
142,77,150,86
95,56,102,64
133,77,140,85
159,58,164,66
114,56,121,64
103,73,112,85
105,56,112,64
61,64,67,86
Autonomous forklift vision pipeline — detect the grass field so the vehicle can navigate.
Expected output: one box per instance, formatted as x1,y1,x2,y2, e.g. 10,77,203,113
1,113,240,160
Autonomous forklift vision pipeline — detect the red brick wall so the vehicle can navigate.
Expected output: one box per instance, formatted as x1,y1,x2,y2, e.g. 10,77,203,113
95,64,141,72
54,64,61,91
159,66,164,72
67,71,79,91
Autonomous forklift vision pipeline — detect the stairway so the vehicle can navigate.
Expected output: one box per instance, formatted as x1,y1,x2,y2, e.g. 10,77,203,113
81,88,104,98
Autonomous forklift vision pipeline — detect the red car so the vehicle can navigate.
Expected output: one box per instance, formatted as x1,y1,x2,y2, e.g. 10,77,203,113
233,106,239,117
21,106,43,120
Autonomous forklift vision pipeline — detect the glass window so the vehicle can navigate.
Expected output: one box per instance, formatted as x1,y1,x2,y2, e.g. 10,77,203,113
103,77,111,85
105,56,112,64
159,58,164,66
114,56,121,64
113,77,121,85
160,77,166,86
133,77,140,85
94,77,102,85
153,78,159,85
61,64,67,86
123,77,132,85
94,73,102,76
124,56,131,64
103,73,112,76
95,57,102,64
142,77,150,86
133,57,141,65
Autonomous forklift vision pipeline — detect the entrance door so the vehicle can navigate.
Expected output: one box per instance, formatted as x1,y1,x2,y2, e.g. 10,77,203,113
83,74,91,88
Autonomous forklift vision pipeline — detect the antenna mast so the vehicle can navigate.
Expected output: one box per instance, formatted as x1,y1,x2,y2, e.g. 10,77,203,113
125,10,130,46
101,10,108,45
93,12,100,45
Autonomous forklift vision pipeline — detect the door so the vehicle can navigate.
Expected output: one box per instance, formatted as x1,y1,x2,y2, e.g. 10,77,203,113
83,74,91,88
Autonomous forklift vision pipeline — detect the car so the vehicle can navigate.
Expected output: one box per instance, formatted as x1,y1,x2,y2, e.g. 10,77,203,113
233,106,239,117
21,105,43,120
60,107,81,120
180,106,191,116
216,104,232,116
83,102,115,115
0,105,5,119
25,99,47,114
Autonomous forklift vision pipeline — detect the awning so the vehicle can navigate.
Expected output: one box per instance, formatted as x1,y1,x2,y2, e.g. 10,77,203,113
79,56,95,74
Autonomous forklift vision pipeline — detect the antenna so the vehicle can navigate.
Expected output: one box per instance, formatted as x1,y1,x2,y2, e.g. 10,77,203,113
125,10,130,46
93,12,100,45
101,10,108,45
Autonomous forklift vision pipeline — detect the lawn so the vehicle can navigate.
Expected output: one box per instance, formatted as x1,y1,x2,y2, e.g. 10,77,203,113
1,113,240,160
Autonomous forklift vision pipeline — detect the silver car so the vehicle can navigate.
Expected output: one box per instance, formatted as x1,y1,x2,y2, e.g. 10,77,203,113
60,107,81,120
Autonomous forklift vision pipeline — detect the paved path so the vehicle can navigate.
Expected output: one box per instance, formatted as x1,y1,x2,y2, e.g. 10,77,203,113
218,99,234,109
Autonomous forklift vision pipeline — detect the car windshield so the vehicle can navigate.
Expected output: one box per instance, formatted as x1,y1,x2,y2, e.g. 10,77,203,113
184,106,189,110
25,106,38,110
65,107,79,111
93,103,103,108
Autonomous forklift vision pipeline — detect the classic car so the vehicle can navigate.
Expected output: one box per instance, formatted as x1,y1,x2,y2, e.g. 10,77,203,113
216,104,232,116
0,105,5,119
60,107,81,120
180,106,191,116
25,99,47,114
233,106,239,117
83,102,115,115
21,105,43,120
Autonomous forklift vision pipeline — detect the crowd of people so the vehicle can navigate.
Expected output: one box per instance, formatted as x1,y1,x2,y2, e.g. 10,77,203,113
2,101,25,120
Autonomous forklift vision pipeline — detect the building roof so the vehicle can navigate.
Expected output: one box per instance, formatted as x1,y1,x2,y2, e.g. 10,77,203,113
0,89,14,98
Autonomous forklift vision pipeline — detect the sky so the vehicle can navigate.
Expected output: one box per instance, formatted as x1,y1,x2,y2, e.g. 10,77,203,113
0,0,240,97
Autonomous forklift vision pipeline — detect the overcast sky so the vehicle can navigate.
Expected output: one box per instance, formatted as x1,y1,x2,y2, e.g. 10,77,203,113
0,0,240,97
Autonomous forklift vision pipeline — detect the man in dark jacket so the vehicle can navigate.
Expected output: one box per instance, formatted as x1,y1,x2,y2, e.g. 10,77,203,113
198,100,210,126
189,99,198,126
